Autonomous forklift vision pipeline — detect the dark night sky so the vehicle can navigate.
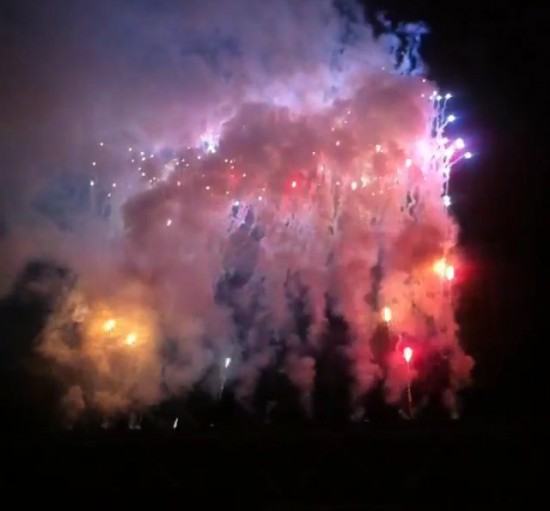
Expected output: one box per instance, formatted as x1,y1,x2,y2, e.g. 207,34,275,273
0,0,544,420
366,1,543,414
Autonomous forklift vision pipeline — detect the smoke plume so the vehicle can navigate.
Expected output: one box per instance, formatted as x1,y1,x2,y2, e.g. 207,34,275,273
0,0,473,420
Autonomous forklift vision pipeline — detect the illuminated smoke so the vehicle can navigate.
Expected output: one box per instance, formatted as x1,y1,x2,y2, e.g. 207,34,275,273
3,0,474,419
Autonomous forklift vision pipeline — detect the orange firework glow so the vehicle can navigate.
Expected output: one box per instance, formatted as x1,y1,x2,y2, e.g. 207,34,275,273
87,296,157,354
103,318,116,333
125,333,137,346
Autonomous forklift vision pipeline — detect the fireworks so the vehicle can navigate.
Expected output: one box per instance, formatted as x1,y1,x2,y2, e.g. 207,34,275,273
125,333,137,346
403,346,413,364
403,346,414,418
35,1,475,422
103,318,116,333
433,258,455,281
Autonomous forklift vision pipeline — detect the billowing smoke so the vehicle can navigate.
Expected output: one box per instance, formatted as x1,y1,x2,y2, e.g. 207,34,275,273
0,0,473,420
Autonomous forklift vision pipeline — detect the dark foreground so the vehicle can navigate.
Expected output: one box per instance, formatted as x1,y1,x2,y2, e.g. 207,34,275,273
1,419,546,509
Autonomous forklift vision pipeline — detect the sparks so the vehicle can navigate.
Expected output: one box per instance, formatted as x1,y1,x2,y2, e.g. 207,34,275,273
103,319,116,333
434,258,455,281
201,132,220,154
40,20,476,420
125,333,137,346
433,258,447,278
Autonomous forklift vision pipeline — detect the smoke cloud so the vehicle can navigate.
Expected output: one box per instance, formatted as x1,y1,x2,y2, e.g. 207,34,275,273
0,0,473,420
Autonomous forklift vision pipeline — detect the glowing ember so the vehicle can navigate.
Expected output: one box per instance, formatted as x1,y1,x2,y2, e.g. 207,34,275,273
445,265,455,281
433,259,447,278
434,258,455,281
125,333,137,346
103,319,116,333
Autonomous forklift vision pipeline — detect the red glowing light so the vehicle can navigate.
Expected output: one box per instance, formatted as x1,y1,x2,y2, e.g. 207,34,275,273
291,180,297,189
403,346,413,363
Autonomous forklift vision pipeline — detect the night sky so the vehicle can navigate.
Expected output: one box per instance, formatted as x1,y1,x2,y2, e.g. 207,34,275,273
0,0,544,425
365,1,543,416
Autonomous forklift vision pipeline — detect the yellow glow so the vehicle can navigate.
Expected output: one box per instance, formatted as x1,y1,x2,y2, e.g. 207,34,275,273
103,319,116,333
80,291,158,369
433,258,447,278
125,333,137,346
382,306,392,323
